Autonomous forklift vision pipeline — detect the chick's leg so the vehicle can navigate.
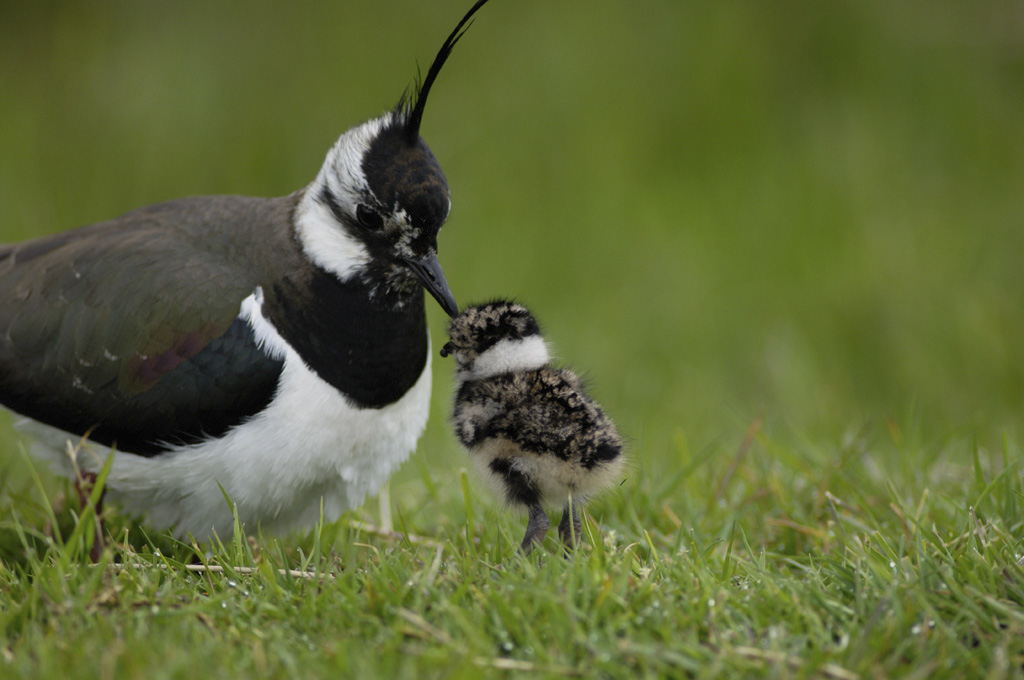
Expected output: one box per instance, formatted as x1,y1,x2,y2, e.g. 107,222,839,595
558,501,583,549
520,504,549,554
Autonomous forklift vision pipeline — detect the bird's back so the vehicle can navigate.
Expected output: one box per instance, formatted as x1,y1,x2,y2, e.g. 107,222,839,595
0,194,303,454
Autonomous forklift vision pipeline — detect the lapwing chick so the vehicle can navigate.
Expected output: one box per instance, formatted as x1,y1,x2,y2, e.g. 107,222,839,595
0,0,496,542
441,301,624,554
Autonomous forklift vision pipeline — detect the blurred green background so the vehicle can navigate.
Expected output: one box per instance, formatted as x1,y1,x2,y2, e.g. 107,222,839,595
1,0,1022,494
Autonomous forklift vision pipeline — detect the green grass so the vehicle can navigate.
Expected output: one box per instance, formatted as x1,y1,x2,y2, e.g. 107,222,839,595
2,429,1022,678
2,0,1023,678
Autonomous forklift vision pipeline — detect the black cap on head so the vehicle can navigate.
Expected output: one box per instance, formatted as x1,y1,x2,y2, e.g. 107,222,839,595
362,127,450,233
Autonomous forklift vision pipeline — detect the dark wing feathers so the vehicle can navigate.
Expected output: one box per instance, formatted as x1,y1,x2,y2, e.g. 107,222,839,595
457,369,622,466
0,195,300,455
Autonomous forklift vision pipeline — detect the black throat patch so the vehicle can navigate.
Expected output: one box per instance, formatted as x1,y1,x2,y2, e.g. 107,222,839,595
263,266,428,409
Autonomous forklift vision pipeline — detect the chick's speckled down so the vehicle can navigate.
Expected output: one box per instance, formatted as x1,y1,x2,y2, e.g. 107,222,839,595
443,300,624,553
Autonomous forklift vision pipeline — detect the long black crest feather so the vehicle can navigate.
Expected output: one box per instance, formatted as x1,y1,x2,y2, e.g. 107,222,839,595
399,0,493,143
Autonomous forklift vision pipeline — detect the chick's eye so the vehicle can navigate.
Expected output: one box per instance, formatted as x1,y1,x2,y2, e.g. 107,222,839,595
356,204,384,230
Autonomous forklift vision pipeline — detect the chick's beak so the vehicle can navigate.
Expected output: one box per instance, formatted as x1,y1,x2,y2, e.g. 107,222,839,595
404,252,458,318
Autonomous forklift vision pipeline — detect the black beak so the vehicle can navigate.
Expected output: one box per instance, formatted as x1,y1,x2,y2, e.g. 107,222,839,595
405,253,458,318
439,342,454,358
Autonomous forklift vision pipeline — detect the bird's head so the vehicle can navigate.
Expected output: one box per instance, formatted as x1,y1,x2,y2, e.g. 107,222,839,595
295,0,494,318
441,300,550,380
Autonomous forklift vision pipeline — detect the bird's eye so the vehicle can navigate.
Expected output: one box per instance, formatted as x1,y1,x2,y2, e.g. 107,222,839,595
356,204,384,230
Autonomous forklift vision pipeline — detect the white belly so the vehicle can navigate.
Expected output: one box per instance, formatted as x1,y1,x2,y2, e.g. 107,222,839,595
17,343,433,541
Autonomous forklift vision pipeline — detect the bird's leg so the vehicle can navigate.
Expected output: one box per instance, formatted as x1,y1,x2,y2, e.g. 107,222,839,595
558,500,583,551
74,471,106,563
519,504,549,554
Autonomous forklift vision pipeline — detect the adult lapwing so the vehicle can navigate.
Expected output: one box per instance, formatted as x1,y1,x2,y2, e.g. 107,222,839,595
0,0,495,541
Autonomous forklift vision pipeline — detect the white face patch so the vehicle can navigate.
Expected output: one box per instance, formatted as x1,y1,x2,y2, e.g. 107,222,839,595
323,115,389,209
293,199,370,281
462,335,550,381
294,115,394,280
